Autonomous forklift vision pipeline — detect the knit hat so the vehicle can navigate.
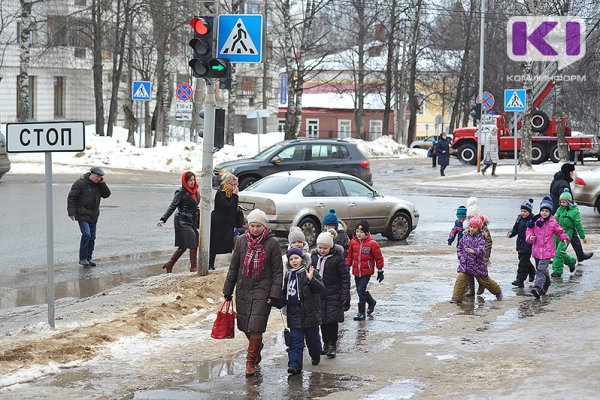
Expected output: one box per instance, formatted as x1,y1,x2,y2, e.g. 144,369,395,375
90,166,105,176
561,163,575,175
356,220,370,234
286,246,304,260
466,197,480,217
322,208,339,227
288,226,306,244
521,198,534,213
316,231,334,248
559,188,573,202
456,206,467,219
468,216,483,230
247,209,269,226
540,196,554,212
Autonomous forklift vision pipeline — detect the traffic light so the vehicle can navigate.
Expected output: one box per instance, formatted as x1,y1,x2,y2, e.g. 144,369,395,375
209,58,231,79
470,103,482,125
189,16,213,78
215,109,225,149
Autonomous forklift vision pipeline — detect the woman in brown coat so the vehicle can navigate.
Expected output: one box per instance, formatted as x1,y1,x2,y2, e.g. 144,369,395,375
223,208,283,377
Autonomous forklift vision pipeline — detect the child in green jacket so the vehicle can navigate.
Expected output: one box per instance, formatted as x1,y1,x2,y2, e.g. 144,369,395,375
551,189,587,277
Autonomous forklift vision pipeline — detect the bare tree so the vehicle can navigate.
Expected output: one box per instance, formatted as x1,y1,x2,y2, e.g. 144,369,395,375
17,0,42,122
406,0,423,146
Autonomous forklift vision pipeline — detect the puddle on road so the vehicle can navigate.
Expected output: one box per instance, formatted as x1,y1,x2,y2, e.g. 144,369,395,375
0,259,166,309
364,379,424,399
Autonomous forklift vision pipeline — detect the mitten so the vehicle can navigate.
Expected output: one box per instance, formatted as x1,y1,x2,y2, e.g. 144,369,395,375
269,297,284,309
377,270,384,283
342,300,350,312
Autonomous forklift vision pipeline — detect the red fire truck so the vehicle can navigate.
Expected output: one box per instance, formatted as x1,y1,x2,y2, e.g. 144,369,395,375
451,63,596,165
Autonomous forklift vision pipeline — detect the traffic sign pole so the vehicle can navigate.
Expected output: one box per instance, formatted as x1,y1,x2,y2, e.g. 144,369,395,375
514,112,518,180
45,152,55,328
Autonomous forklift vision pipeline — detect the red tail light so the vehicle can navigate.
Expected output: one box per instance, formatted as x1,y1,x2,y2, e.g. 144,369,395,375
575,177,586,186
360,160,370,169
265,199,276,215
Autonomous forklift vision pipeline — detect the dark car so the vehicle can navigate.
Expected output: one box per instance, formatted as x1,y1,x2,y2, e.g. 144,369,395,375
0,132,10,180
213,139,373,190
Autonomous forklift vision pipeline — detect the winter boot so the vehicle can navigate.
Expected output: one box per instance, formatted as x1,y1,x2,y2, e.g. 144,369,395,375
189,248,198,272
353,303,366,321
255,340,264,366
245,336,262,377
162,248,185,273
326,344,337,359
321,342,328,355
366,291,377,315
491,163,497,177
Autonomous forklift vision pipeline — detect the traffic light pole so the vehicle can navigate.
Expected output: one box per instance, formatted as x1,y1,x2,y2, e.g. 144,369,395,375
198,79,215,276
476,0,486,173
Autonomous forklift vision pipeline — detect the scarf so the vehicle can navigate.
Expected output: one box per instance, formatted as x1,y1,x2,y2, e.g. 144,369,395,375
181,171,198,202
286,265,305,305
243,228,270,278
316,253,333,277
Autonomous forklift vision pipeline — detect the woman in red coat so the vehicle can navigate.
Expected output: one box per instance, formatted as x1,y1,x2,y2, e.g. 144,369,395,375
345,221,384,321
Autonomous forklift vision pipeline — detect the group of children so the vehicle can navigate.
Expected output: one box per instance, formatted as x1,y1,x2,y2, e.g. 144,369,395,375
282,209,384,375
448,190,587,301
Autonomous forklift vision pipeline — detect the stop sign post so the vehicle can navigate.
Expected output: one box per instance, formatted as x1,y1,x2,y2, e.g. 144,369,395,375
6,121,86,328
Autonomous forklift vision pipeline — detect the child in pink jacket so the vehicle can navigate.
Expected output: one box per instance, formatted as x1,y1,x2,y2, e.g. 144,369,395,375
526,196,569,298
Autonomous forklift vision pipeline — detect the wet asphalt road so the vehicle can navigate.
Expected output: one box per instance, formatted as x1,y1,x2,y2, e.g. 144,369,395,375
0,158,598,309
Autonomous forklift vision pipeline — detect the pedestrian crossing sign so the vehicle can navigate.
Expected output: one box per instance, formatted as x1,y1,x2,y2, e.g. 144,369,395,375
504,89,526,112
132,81,152,101
217,14,263,63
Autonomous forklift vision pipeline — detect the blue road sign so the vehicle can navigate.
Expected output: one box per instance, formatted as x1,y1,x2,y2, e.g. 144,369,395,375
217,14,263,63
176,83,193,101
478,91,495,110
132,81,152,101
504,89,526,112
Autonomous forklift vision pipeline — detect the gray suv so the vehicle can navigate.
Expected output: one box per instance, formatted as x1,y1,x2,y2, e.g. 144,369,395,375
213,139,373,190
0,132,10,180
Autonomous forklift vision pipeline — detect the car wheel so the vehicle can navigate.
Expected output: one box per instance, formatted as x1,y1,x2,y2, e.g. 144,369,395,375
298,217,320,246
384,211,411,241
239,176,259,190
531,143,547,164
549,144,561,163
596,197,600,215
457,143,477,165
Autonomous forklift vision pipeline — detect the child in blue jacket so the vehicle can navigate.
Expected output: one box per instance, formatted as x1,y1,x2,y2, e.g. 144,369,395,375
507,199,536,287
448,206,467,246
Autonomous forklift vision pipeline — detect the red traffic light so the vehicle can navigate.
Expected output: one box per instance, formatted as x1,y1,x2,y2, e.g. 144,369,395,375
190,17,209,35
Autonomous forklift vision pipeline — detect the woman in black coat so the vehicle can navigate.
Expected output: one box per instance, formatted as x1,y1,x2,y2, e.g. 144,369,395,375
311,232,351,359
210,173,239,270
156,171,200,273
435,132,450,176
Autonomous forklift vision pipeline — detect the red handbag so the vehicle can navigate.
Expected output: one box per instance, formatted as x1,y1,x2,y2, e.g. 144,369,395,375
211,300,236,339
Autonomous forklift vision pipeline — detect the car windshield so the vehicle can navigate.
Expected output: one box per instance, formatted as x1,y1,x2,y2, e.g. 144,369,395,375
252,143,284,161
244,175,304,194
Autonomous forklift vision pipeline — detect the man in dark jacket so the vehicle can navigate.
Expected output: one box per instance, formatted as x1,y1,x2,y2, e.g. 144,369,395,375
67,166,111,266
549,163,593,262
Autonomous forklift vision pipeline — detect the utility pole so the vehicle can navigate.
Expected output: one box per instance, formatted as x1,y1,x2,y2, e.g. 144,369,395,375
476,0,486,172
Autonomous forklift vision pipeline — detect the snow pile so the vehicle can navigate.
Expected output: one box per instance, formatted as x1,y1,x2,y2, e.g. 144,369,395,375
7,125,421,174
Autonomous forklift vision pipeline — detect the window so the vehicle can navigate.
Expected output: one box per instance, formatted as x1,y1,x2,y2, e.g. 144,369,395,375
307,119,319,138
54,76,65,117
338,119,351,139
369,120,383,140
75,0,87,5
303,179,344,197
310,144,332,160
278,119,285,132
244,176,303,194
416,93,426,116
240,80,255,97
341,179,373,197
277,144,308,161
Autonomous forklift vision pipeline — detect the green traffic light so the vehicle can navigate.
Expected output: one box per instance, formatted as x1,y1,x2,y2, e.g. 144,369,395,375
211,64,224,71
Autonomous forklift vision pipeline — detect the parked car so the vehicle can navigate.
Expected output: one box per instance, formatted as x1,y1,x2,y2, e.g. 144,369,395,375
213,138,373,190
0,132,11,180
409,135,438,150
238,170,419,245
573,168,600,214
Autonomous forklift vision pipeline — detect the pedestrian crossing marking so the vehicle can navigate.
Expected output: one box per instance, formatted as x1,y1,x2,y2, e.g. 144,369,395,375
133,84,149,99
221,18,257,55
507,91,524,108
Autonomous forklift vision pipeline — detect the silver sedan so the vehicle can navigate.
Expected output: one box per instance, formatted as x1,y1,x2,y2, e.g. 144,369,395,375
573,168,600,214
238,170,419,245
